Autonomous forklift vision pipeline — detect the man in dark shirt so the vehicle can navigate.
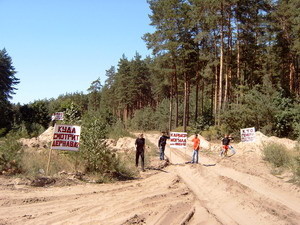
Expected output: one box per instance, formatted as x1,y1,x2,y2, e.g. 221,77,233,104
158,131,170,160
221,134,233,156
135,133,145,171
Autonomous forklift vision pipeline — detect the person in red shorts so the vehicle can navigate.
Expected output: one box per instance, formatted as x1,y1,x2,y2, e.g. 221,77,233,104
220,134,233,156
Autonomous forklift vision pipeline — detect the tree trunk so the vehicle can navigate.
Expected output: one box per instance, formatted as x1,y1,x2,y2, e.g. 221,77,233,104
218,2,224,126
236,27,241,104
289,54,296,94
224,6,232,108
195,72,199,122
174,65,179,127
183,72,188,132
187,80,190,126
296,56,300,96
169,74,173,132
214,65,218,125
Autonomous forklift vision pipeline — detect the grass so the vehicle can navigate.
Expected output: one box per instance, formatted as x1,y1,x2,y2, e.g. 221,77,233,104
2,123,163,184
21,149,79,178
263,143,291,168
263,143,300,184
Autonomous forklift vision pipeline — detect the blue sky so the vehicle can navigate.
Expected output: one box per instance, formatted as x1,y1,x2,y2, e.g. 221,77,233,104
0,0,154,104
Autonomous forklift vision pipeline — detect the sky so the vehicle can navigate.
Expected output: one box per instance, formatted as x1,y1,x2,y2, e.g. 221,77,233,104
0,0,154,105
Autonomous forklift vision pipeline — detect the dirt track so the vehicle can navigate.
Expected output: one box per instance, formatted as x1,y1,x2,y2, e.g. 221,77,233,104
1,133,300,225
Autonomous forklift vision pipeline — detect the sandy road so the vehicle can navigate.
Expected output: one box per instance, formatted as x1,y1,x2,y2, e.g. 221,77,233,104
145,133,300,225
0,133,300,225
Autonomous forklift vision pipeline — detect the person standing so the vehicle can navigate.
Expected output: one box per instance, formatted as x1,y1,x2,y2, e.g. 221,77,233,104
220,134,233,156
135,133,145,171
158,132,170,160
191,134,200,163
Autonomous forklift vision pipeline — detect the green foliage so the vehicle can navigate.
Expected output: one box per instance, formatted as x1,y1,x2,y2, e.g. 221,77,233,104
0,135,23,174
16,100,50,137
190,116,210,134
25,123,45,138
129,99,170,132
87,77,102,111
130,107,157,131
30,101,51,128
108,120,133,140
291,154,300,180
80,113,136,180
0,48,19,100
263,143,300,182
80,114,110,173
221,86,300,138
263,143,291,168
64,102,82,125
0,100,14,136
201,126,221,141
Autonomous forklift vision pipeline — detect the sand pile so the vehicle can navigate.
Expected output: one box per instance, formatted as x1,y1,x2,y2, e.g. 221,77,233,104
111,137,136,152
236,131,298,155
19,126,54,149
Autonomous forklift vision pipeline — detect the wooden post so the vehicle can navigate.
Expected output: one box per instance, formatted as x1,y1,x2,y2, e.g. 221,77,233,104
46,148,53,176
46,125,56,176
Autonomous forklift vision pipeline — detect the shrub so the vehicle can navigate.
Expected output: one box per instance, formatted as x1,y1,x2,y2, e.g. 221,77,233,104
263,143,291,168
289,145,300,181
129,107,157,131
80,115,111,173
0,135,23,174
108,119,133,140
201,126,222,141
80,114,135,180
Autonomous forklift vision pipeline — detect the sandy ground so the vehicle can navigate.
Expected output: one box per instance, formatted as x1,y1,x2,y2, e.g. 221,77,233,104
1,132,300,225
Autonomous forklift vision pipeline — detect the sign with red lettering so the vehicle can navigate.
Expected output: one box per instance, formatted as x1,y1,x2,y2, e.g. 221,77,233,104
51,124,81,151
170,132,187,148
54,112,64,121
241,127,256,142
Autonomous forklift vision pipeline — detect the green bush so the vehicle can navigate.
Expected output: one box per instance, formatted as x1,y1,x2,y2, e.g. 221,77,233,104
129,99,170,132
289,145,300,181
201,126,222,141
80,113,134,180
0,135,23,174
129,107,157,131
80,115,111,172
263,143,291,168
108,119,133,140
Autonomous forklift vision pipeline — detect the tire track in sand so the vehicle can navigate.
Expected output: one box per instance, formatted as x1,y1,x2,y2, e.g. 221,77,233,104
145,132,300,225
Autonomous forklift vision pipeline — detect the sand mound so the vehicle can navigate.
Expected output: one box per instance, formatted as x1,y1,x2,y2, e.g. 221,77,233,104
237,131,298,155
19,126,54,149
109,137,136,152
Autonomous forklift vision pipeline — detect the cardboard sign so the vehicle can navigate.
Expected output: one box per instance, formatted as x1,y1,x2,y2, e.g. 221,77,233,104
51,124,81,151
170,132,187,148
240,127,256,142
54,112,64,121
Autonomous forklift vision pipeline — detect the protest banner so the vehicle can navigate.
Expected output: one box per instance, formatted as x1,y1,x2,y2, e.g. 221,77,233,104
170,132,187,148
240,127,256,142
51,124,81,151
54,112,64,121
46,124,81,175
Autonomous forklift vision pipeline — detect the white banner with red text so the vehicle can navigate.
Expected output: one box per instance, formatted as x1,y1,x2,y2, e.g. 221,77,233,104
170,132,187,148
51,124,81,151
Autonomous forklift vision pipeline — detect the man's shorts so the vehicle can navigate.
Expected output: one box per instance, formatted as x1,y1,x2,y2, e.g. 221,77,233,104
223,145,229,150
